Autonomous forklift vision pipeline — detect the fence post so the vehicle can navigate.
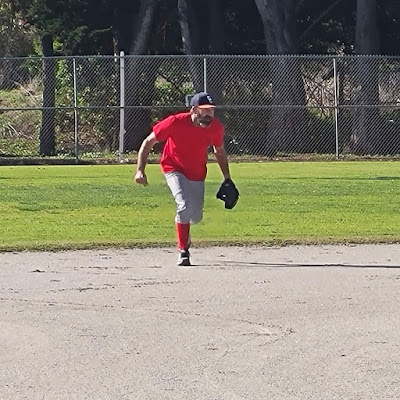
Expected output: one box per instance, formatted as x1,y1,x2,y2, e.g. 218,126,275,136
333,57,339,159
73,58,79,163
203,57,207,92
119,51,125,162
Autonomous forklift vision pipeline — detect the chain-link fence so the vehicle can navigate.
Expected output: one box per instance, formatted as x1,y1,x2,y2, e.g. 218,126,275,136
1,54,400,163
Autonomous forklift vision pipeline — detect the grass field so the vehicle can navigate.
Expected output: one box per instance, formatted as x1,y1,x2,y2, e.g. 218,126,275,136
1,161,400,251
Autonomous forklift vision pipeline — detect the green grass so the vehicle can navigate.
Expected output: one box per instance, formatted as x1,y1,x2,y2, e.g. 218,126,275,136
1,161,400,251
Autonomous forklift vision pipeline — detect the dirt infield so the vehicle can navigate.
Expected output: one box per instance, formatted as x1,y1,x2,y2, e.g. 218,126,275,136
1,244,400,400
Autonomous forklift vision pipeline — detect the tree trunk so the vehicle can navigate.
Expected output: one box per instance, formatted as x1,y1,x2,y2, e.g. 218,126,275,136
351,0,380,154
254,0,309,156
124,0,159,151
207,0,225,104
177,0,203,92
39,34,56,156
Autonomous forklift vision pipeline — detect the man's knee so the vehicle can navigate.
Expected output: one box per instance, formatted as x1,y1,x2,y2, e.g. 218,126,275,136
175,203,192,223
176,203,203,224
190,212,203,224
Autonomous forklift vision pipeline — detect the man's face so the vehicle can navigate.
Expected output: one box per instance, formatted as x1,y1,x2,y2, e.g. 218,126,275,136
191,107,215,127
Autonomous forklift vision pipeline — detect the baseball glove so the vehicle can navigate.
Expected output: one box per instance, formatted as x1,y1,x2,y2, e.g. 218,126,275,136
216,178,239,209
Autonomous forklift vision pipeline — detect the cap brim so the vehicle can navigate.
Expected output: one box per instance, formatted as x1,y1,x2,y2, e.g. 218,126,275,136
197,104,216,109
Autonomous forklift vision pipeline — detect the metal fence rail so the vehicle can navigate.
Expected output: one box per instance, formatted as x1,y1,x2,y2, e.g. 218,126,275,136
0,53,400,162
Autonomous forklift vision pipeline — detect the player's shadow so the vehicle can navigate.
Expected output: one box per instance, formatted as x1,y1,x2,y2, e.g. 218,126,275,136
221,261,400,269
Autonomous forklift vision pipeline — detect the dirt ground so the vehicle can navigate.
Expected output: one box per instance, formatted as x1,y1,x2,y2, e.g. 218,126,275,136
1,244,400,400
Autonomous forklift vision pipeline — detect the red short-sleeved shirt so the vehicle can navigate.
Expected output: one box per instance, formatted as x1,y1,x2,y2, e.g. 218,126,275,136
153,112,224,181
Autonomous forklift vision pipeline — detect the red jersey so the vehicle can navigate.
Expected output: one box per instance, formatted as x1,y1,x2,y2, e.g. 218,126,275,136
152,112,224,181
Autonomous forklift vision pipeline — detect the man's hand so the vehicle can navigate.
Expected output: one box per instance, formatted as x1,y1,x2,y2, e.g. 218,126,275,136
134,170,148,186
134,132,159,186
216,178,239,209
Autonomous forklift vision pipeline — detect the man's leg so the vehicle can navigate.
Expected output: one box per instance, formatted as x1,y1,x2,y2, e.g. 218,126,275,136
189,179,205,225
164,172,193,265
175,222,190,251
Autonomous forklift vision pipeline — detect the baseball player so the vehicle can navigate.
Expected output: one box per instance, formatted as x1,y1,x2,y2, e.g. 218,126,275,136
134,92,234,266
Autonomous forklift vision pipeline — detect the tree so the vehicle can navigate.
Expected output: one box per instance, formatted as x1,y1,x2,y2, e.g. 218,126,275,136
0,0,33,58
209,0,225,54
298,0,355,55
28,0,114,55
24,0,118,155
38,33,56,155
23,0,59,156
0,0,34,92
253,0,309,155
223,0,265,55
350,0,380,154
177,0,203,91
378,0,400,55
121,0,160,151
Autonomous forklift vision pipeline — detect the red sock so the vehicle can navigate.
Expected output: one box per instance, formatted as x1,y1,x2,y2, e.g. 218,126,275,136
176,223,190,250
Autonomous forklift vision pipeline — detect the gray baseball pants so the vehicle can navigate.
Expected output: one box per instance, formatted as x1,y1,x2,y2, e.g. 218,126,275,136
164,171,205,224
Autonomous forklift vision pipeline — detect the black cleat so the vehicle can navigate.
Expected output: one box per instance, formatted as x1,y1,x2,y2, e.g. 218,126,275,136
177,249,191,266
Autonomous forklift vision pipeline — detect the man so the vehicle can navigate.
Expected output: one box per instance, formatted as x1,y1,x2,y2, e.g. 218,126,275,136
134,92,234,266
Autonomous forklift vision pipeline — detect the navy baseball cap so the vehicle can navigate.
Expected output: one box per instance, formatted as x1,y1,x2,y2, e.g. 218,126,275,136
189,92,216,109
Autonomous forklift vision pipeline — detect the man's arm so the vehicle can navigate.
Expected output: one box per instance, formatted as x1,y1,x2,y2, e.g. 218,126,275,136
134,132,159,186
214,144,231,180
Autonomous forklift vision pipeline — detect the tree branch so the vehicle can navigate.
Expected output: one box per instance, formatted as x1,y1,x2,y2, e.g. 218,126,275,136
299,0,344,43
130,0,159,55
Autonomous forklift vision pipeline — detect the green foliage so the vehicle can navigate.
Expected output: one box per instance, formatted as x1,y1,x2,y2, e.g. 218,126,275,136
223,108,336,156
0,0,34,57
0,56,121,155
2,0,400,59
0,87,41,155
9,0,113,55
